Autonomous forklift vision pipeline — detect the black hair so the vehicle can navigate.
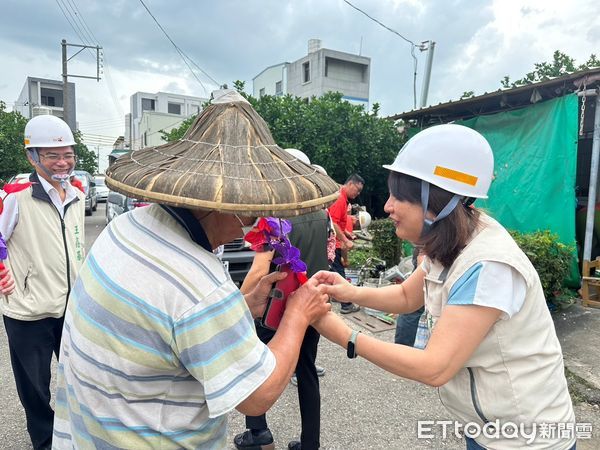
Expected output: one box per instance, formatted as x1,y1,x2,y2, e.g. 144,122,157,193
387,171,481,267
345,173,365,185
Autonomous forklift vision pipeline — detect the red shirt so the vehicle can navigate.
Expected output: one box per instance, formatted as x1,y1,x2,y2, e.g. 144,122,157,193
327,187,348,249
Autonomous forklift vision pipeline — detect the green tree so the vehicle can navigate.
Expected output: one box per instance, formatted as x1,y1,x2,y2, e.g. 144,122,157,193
502,51,599,88
163,84,406,216
73,130,98,174
0,102,96,182
0,101,30,183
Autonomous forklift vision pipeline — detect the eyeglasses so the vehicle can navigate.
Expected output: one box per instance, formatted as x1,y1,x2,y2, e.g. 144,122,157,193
39,153,76,162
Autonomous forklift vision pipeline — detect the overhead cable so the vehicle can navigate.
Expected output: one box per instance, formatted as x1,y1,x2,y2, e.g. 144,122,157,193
342,0,420,108
137,0,220,93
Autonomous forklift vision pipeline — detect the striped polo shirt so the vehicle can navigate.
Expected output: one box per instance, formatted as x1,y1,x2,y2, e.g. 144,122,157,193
53,204,275,449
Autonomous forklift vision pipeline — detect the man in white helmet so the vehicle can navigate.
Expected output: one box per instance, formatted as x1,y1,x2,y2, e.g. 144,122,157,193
0,115,85,450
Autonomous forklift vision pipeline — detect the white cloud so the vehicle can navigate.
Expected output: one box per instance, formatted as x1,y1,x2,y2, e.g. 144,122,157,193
1,0,598,155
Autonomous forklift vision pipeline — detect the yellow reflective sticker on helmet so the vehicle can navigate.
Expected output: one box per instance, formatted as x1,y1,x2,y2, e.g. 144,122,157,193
24,138,30,145
434,166,478,186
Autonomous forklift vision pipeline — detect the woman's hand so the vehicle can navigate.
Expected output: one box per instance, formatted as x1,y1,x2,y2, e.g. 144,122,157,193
0,265,15,296
311,270,356,303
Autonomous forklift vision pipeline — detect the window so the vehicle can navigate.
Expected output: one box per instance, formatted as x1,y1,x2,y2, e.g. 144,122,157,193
303,62,310,83
168,102,182,115
275,81,282,95
41,95,56,107
40,88,63,107
259,88,265,97
141,98,155,111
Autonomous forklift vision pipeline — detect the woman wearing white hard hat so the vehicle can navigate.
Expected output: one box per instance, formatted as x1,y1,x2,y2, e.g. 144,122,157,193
313,124,575,450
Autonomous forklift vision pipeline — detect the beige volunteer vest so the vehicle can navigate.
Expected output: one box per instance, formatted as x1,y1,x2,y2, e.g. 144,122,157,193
2,177,85,320
424,215,575,449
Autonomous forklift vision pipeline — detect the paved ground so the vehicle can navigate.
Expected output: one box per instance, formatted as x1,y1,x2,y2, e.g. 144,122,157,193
1,203,599,449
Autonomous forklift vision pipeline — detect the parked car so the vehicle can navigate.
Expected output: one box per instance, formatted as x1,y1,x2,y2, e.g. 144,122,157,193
221,238,255,286
94,175,109,202
105,191,150,224
73,170,98,216
105,192,255,284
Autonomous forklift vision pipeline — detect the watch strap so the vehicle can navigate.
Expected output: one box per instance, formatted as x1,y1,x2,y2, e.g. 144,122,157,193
347,330,360,359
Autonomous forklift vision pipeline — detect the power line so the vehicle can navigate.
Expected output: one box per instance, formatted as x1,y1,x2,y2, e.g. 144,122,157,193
342,0,421,108
137,0,219,93
54,0,88,46
342,0,416,46
54,0,125,119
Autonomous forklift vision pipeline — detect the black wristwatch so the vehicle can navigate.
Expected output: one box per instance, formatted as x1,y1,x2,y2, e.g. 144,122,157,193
347,330,360,359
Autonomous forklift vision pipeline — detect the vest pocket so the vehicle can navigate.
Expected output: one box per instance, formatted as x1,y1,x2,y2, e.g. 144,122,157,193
22,264,33,296
468,367,492,426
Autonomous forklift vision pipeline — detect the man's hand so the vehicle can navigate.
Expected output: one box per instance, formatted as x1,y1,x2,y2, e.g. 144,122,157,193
342,239,354,251
244,270,287,318
285,278,331,325
0,265,15,296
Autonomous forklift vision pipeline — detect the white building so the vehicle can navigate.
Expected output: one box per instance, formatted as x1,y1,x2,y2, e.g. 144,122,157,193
15,77,77,130
126,91,208,149
253,39,370,108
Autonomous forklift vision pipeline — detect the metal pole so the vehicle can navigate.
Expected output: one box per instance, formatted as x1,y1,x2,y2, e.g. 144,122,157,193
583,91,600,261
62,39,70,129
419,41,435,108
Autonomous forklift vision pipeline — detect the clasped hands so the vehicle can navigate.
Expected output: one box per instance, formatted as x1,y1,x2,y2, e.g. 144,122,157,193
246,270,354,335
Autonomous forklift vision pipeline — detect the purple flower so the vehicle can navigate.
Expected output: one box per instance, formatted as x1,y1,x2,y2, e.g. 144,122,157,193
272,240,307,273
0,233,7,260
265,217,292,238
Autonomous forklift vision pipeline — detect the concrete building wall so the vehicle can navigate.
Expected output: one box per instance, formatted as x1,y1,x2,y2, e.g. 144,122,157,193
253,42,370,108
253,64,287,97
127,91,206,149
138,111,189,148
15,77,76,129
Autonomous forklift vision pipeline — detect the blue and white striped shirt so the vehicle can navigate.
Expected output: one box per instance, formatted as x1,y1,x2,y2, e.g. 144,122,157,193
53,204,275,449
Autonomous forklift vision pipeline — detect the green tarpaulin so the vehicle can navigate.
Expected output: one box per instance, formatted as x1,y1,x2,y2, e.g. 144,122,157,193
457,94,579,285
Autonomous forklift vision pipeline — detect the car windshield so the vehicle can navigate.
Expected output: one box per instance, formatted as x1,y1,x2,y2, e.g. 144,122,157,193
95,177,105,186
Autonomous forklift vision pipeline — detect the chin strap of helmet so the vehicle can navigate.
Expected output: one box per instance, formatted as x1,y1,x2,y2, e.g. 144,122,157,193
420,180,462,237
28,148,73,188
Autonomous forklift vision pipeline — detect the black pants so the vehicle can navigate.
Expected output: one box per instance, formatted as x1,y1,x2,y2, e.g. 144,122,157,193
3,315,64,450
330,249,352,307
246,320,321,450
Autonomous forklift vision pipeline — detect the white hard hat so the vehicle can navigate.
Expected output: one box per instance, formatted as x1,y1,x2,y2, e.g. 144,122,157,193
284,148,311,165
312,164,327,175
24,115,76,149
383,124,494,198
358,210,371,229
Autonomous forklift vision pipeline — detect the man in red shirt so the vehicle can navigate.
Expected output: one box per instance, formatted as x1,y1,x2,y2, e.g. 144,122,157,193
327,174,364,313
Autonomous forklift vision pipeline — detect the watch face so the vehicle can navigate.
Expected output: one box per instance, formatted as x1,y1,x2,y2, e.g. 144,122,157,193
347,331,359,358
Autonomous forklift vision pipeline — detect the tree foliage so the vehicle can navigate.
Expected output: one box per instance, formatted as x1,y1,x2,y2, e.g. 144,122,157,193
501,51,600,88
163,81,406,216
74,130,98,175
0,101,97,183
0,101,29,183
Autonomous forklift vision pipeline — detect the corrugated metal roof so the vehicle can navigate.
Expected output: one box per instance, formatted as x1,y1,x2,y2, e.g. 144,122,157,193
388,67,600,123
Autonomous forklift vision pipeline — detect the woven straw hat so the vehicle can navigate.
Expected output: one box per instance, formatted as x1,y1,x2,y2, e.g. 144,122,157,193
106,90,339,217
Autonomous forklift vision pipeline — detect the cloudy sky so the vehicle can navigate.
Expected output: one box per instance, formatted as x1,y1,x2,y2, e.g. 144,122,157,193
1,0,598,169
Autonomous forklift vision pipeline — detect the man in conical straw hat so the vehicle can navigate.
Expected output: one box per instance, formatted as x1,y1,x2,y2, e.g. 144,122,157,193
53,90,338,450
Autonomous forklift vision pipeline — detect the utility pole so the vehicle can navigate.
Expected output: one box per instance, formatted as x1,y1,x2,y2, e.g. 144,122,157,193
419,40,436,109
61,39,103,130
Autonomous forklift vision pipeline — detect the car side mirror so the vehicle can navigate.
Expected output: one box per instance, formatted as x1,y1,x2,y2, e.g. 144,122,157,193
90,181,96,187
